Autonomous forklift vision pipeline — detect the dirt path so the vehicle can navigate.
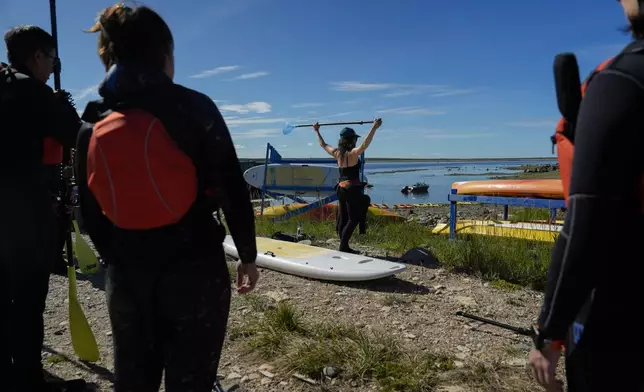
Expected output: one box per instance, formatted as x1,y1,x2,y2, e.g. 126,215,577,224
42,235,557,391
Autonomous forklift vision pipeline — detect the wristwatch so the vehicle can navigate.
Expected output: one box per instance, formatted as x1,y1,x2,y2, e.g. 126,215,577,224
533,324,564,351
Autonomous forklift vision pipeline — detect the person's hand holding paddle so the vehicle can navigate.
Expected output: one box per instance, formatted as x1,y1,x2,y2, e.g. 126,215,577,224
313,121,320,132
236,261,259,294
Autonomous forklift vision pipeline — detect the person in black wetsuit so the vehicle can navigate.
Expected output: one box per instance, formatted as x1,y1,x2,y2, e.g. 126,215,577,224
75,4,258,392
529,1,644,390
313,119,382,253
0,26,85,392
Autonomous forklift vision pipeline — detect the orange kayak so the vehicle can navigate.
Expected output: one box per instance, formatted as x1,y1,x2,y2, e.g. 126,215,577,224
452,179,564,199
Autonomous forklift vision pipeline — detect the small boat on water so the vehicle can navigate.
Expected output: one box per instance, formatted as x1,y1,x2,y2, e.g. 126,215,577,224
401,182,429,195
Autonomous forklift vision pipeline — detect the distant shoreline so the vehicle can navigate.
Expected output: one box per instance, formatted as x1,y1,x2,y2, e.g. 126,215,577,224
240,157,557,163
367,157,556,163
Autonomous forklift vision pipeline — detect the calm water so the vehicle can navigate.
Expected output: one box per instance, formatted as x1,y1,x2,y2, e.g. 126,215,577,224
361,159,558,205
262,159,558,206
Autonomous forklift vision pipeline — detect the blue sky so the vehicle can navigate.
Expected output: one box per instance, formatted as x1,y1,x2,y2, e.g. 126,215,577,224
0,0,633,159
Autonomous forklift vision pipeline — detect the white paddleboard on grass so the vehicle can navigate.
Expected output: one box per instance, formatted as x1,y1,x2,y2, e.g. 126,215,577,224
223,235,406,281
243,163,367,197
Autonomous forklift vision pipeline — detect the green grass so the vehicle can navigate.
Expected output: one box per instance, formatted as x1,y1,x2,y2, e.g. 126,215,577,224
254,219,552,290
492,171,560,180
240,293,272,312
234,300,454,391
490,279,522,292
508,207,555,223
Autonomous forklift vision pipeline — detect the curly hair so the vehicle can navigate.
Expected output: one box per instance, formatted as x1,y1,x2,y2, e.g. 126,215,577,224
86,2,173,71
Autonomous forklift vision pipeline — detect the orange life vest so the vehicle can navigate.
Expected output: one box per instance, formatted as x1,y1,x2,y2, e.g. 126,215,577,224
42,137,63,164
552,57,614,206
86,108,199,230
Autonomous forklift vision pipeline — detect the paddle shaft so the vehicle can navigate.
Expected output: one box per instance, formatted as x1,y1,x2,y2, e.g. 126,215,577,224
295,120,374,129
456,311,535,337
50,0,100,362
48,0,76,267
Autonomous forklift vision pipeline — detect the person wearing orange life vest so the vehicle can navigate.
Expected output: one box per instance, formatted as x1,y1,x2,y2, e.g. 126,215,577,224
75,4,258,392
529,1,644,391
42,138,71,275
1,25,84,392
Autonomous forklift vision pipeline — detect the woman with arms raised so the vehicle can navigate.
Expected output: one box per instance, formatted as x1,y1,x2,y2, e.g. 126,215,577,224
313,118,382,253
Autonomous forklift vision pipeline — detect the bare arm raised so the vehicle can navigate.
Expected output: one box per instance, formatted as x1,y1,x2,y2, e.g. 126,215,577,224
348,118,382,156
313,122,338,157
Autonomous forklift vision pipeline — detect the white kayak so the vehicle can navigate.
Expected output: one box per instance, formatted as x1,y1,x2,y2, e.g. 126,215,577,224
223,235,406,282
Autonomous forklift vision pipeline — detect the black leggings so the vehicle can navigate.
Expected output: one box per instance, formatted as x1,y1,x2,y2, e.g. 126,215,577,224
1,194,57,392
106,242,231,392
336,186,364,251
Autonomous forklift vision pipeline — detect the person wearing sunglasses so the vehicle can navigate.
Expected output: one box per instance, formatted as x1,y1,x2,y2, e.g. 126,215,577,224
1,25,84,392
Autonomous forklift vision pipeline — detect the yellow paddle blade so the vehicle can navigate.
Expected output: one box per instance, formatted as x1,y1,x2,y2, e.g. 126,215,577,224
67,266,100,362
72,220,99,275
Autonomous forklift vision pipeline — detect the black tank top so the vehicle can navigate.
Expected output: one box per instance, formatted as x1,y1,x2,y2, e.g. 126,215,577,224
339,157,361,181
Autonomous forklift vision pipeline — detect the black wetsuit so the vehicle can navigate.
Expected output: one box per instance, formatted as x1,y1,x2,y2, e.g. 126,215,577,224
537,40,644,391
0,64,81,391
76,65,257,392
336,159,367,252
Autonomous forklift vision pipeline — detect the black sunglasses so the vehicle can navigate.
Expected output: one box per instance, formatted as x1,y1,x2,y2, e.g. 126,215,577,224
41,49,60,65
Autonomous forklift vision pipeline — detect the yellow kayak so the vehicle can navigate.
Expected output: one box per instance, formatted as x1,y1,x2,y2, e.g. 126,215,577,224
432,219,562,242
257,203,405,222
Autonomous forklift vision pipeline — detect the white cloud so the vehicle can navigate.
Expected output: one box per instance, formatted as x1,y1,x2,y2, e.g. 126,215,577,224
234,144,246,149
376,106,446,116
507,120,555,128
229,71,270,80
325,111,356,119
331,81,397,92
292,102,326,108
220,102,272,114
231,128,281,140
332,81,473,99
307,142,313,146
430,89,474,97
71,84,99,102
226,117,290,126
189,65,240,79
424,133,495,139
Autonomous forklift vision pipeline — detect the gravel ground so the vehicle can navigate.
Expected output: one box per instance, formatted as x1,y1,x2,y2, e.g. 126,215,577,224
41,228,564,392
